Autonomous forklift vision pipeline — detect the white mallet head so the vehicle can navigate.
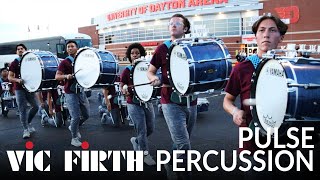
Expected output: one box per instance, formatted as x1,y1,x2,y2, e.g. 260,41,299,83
107,95,112,99
243,98,257,106
123,84,128,91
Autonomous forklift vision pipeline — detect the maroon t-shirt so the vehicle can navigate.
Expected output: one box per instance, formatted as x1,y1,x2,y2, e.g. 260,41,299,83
57,59,74,94
41,89,61,112
224,60,257,153
105,85,119,109
150,43,196,105
9,59,24,91
120,67,134,104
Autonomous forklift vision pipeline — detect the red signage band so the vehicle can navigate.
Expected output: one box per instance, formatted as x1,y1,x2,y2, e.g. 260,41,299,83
140,42,158,46
107,0,229,21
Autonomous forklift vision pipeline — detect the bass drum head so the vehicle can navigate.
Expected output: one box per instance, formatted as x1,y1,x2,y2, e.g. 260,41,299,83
252,59,288,135
169,45,190,95
74,48,100,88
20,52,42,92
132,61,154,102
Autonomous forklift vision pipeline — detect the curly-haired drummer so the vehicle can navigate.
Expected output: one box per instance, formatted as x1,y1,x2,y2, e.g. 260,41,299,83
120,42,156,166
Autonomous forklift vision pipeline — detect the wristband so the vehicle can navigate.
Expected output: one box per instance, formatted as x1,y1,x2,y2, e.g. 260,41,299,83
231,107,238,116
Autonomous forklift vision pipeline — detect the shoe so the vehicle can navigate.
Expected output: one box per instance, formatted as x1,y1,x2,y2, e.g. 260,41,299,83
28,125,36,133
144,153,156,166
101,113,107,124
130,137,139,150
164,164,178,180
68,125,81,139
23,129,30,139
41,114,47,126
128,119,134,127
71,137,82,147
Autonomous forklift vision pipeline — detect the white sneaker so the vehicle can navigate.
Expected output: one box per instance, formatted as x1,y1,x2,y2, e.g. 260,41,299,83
68,125,81,139
164,164,178,180
28,125,36,133
41,114,47,126
71,138,82,147
130,137,139,150
144,153,156,166
128,120,134,127
101,113,107,124
23,129,30,139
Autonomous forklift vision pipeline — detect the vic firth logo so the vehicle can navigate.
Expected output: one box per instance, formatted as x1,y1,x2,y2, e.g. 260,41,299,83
7,141,50,171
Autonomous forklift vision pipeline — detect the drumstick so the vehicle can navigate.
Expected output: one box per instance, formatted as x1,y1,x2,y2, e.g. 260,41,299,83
73,69,82,76
243,98,256,106
123,82,152,90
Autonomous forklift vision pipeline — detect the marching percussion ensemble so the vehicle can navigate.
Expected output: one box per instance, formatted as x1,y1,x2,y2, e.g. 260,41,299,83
1,39,320,137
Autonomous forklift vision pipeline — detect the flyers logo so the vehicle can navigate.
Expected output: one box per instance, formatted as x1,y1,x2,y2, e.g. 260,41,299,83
275,6,300,24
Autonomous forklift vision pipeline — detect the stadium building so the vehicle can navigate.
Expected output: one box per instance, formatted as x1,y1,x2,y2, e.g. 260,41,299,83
79,0,320,62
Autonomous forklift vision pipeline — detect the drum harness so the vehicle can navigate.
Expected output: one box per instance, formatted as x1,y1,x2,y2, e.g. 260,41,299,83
66,56,84,94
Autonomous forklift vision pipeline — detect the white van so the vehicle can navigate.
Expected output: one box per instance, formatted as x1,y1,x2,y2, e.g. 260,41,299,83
0,54,18,68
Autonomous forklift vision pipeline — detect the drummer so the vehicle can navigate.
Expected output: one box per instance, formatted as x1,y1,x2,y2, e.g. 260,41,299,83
8,44,39,139
120,42,156,166
147,13,195,179
222,14,288,179
55,40,90,147
98,82,121,127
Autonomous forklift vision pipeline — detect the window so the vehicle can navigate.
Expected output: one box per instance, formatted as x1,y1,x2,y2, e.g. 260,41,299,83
195,18,240,37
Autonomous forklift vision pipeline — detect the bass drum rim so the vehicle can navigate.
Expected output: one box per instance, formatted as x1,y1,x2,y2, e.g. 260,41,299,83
74,47,100,89
131,60,157,103
167,44,191,95
250,58,292,137
20,51,58,92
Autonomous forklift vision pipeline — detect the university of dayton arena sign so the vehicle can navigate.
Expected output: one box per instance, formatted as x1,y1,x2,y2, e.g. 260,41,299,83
106,0,229,21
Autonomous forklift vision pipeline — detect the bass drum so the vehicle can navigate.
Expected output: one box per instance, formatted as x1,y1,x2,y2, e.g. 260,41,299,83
131,60,158,103
167,39,232,95
74,48,119,88
251,58,320,136
20,51,59,92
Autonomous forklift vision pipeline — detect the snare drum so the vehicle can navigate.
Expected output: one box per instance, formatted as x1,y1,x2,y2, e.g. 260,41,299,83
131,60,157,103
251,58,320,136
167,39,232,95
20,51,59,92
74,48,119,88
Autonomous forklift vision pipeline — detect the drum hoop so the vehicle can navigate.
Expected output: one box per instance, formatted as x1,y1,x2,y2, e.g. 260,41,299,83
167,44,193,95
75,48,118,88
167,42,229,95
20,51,58,92
130,60,155,103
250,58,290,136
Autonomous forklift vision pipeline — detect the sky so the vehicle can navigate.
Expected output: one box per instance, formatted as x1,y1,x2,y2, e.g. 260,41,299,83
0,0,155,43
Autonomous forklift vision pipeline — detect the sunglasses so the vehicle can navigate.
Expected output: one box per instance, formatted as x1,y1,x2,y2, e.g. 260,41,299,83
168,22,184,27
